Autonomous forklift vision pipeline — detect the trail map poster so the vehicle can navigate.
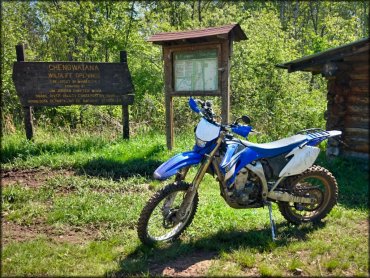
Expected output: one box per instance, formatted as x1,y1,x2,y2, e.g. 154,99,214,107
174,49,218,91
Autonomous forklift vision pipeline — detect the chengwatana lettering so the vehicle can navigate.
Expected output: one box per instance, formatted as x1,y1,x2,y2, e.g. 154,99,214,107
48,64,100,71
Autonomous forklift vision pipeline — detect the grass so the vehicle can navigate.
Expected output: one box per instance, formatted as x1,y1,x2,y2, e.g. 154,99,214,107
1,127,369,276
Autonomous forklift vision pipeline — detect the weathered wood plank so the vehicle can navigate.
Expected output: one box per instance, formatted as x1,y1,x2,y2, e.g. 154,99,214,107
351,63,369,72
350,79,369,87
347,104,369,115
343,53,369,62
345,128,369,137
351,87,368,93
347,95,369,105
165,95,174,150
343,141,369,153
12,61,134,106
221,39,230,124
350,79,369,93
163,46,174,150
23,106,33,140
342,150,369,159
349,73,369,80
171,90,222,97
345,134,369,143
16,44,34,140
344,115,369,129
122,105,129,139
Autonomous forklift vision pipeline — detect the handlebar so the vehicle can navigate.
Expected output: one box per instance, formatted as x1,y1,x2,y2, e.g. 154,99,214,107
194,99,215,120
190,97,256,138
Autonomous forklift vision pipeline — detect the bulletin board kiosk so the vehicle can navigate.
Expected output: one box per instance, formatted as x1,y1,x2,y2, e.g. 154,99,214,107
148,24,247,149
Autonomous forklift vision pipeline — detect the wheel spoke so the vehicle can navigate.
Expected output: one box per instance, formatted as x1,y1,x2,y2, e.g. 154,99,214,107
289,176,327,220
278,166,338,225
147,193,193,240
137,182,199,245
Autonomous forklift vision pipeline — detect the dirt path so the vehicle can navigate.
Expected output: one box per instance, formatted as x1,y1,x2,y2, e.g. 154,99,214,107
1,168,75,188
149,251,218,277
1,168,101,245
2,220,99,245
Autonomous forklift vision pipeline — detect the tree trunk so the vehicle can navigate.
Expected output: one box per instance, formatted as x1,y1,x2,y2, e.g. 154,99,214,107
198,0,202,23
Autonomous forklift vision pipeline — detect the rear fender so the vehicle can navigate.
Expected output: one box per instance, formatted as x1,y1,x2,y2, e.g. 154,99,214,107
279,146,320,177
153,151,202,180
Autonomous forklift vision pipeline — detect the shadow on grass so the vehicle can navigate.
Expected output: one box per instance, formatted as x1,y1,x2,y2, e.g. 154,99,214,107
77,144,165,179
109,222,325,276
1,138,110,164
77,158,163,180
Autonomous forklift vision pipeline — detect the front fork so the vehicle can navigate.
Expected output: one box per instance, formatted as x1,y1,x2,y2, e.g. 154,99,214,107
176,134,225,221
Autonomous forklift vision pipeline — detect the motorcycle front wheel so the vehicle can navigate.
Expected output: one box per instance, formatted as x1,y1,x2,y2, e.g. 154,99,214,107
278,165,338,225
137,181,198,246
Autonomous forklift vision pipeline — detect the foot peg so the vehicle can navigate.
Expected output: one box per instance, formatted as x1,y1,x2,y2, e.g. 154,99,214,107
266,201,276,241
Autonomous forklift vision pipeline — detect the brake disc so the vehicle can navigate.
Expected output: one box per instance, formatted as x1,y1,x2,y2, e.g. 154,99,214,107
162,209,178,228
293,187,323,211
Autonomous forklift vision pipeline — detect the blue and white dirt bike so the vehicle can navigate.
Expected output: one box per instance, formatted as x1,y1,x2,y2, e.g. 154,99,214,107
137,98,341,245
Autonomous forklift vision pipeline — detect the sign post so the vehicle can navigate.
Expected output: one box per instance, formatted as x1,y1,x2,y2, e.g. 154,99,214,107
120,51,130,139
12,45,134,139
148,24,247,149
15,44,34,140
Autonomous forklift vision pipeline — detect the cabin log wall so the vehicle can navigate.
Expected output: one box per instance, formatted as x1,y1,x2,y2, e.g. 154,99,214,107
326,55,369,159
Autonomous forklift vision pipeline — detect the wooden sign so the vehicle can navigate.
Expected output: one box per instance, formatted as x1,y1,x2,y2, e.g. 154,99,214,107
13,62,134,106
12,44,134,140
148,24,247,149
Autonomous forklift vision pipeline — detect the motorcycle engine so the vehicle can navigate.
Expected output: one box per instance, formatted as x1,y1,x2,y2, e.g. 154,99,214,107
231,167,262,206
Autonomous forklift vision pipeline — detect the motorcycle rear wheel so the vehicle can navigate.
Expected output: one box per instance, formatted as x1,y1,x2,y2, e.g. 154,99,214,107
137,181,198,246
278,165,338,225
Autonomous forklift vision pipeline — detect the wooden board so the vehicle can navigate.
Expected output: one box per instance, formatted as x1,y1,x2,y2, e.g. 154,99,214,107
349,73,369,80
351,62,369,72
343,140,369,153
344,115,369,129
343,53,369,62
347,104,369,115
342,150,369,159
13,62,134,106
347,95,369,105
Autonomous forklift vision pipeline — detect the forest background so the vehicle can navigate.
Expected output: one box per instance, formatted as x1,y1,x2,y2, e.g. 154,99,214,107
1,0,369,139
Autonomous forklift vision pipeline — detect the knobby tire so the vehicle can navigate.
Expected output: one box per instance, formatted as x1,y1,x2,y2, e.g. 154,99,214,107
137,181,198,246
278,165,338,225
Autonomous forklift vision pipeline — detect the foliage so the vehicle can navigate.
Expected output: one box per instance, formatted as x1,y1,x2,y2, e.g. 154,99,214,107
1,1,368,135
231,9,327,139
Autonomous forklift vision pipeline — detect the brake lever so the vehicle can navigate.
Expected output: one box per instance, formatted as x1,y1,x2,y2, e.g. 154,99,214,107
195,99,205,108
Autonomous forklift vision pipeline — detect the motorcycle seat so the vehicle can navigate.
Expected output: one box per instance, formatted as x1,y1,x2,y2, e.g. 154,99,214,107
241,134,307,157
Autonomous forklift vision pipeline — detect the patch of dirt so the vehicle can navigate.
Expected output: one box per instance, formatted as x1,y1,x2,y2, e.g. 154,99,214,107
1,168,75,188
242,266,260,276
149,251,217,277
2,220,99,245
357,219,368,234
93,183,151,194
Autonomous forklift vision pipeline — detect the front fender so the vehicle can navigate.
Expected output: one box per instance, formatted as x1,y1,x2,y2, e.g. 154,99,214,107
153,151,202,180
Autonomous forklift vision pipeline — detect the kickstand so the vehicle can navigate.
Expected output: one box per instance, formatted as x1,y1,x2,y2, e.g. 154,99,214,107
266,201,276,241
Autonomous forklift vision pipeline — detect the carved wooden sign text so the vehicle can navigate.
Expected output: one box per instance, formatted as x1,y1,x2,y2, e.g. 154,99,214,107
12,62,134,106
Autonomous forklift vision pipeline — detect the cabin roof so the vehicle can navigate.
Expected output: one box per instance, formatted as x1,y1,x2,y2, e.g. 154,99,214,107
148,24,247,45
277,37,370,73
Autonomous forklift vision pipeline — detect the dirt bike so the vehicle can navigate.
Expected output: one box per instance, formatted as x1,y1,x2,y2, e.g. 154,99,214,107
137,98,340,245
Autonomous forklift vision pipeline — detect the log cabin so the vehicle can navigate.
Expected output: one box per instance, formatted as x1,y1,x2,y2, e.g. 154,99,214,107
278,38,369,159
